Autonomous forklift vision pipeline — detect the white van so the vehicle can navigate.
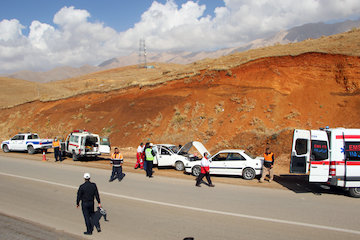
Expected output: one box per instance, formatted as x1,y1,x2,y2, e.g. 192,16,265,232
64,130,109,160
290,127,360,197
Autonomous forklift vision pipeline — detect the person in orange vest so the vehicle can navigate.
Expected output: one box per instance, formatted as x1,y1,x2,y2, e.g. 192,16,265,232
134,142,144,169
260,147,275,183
195,152,215,187
109,148,125,182
52,137,61,162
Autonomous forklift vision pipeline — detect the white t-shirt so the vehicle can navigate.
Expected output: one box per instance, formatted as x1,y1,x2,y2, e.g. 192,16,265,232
201,157,210,167
137,145,144,153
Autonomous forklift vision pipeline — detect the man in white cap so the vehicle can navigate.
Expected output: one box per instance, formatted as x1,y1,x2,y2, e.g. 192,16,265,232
76,173,101,235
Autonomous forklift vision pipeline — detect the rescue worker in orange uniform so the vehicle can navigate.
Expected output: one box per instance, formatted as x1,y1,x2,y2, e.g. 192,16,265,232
134,142,144,169
109,148,125,182
260,147,275,183
52,137,61,162
196,152,215,187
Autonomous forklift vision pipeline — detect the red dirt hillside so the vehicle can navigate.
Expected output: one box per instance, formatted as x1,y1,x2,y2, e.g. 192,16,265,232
1,52,359,159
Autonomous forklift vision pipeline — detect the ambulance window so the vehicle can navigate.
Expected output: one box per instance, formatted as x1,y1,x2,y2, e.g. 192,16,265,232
311,140,328,161
74,136,79,143
295,139,308,155
70,135,74,142
345,142,360,161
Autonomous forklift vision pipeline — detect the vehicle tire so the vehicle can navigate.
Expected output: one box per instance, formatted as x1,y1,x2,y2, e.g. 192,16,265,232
175,161,185,171
2,144,9,153
27,145,36,154
349,187,360,198
72,153,79,161
242,168,256,180
192,165,201,177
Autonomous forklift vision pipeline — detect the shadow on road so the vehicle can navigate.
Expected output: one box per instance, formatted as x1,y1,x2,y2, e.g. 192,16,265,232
274,174,348,197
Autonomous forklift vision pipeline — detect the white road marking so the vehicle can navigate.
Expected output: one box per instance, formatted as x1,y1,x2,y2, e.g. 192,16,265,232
1,171,360,235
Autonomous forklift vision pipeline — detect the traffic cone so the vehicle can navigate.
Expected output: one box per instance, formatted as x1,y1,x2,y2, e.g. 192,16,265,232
42,150,47,161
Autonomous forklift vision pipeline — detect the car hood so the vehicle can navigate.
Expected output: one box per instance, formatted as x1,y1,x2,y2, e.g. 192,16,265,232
178,141,209,157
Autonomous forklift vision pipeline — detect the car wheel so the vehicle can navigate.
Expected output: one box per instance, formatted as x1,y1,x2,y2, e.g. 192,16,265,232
2,144,9,153
242,168,256,180
27,145,35,154
192,165,201,177
349,187,360,198
175,161,185,171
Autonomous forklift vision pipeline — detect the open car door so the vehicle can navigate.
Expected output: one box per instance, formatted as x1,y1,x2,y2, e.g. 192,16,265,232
309,130,330,182
290,129,310,174
99,137,111,154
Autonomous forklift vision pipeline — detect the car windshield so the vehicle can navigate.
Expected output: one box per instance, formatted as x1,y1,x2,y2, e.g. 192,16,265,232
167,145,178,153
244,151,256,159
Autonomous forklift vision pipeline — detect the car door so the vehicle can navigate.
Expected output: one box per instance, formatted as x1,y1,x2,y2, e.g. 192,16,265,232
225,153,246,175
8,135,20,150
290,129,311,173
12,135,25,150
157,146,174,166
309,130,330,182
209,153,228,174
99,137,111,154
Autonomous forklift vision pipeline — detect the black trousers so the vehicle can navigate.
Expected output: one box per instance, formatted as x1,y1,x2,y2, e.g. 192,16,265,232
81,201,100,233
196,172,212,185
110,166,123,181
146,161,153,177
54,147,60,161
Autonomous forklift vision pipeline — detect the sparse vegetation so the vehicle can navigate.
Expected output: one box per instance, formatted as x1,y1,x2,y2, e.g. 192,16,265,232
284,110,301,120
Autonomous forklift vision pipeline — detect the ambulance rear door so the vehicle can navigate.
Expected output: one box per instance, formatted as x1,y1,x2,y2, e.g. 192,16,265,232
309,130,330,182
290,129,310,173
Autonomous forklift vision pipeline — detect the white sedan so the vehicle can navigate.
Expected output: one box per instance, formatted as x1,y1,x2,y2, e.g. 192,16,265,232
184,149,264,180
153,142,205,171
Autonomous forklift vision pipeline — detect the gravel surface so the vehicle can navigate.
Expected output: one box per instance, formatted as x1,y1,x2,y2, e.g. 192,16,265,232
0,213,83,240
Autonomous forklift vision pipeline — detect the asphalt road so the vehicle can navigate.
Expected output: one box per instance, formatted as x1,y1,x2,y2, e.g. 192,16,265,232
1,154,360,240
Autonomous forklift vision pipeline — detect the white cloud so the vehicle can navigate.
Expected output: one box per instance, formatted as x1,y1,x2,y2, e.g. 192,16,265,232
0,0,360,73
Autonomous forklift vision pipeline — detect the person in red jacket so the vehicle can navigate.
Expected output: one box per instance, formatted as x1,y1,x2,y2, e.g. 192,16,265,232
195,152,215,187
134,142,144,169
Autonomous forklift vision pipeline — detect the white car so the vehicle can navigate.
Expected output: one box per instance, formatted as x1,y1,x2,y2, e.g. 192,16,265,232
184,149,264,180
1,133,53,154
154,142,206,171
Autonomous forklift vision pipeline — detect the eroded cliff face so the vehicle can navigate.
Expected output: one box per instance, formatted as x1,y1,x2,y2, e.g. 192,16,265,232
1,53,359,157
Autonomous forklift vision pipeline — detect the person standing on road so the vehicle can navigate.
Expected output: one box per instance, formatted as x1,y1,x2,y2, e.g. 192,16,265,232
52,137,61,162
135,142,144,169
196,152,215,187
143,142,150,172
76,173,101,235
109,148,125,182
145,143,155,178
260,147,275,183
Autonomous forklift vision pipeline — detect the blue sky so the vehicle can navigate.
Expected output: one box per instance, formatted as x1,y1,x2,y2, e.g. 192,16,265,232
0,0,223,33
0,0,359,73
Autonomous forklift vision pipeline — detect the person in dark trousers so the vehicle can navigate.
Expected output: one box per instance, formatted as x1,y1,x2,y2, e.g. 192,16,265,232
196,152,215,187
143,142,150,172
76,173,101,235
52,137,60,162
109,148,125,182
260,147,275,183
145,143,155,178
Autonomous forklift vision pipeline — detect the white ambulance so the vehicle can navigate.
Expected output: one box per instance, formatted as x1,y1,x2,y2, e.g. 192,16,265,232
64,130,109,160
290,127,360,197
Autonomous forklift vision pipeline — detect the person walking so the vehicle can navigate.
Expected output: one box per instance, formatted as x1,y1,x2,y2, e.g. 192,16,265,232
145,143,155,178
52,137,61,162
260,147,275,183
109,148,125,182
76,173,101,235
134,142,144,169
196,152,215,187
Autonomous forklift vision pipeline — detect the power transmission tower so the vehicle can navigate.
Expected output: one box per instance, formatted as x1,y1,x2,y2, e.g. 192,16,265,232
138,38,147,68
